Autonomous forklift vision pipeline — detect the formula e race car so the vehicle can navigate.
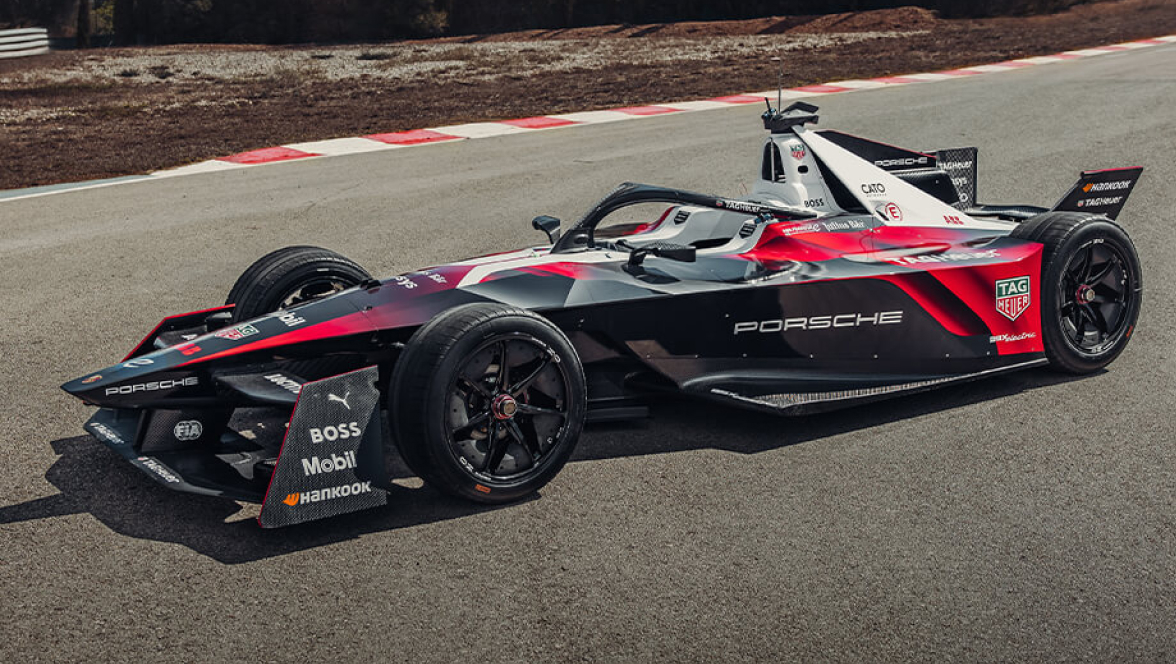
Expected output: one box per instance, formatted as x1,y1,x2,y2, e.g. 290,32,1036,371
63,101,1143,527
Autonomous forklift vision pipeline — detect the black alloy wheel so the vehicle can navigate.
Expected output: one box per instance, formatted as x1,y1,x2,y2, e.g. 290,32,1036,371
446,334,572,481
1012,211,1142,374
1057,240,1133,355
390,303,587,503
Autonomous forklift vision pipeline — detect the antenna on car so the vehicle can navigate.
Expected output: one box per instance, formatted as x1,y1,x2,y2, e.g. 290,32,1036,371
763,56,784,114
774,56,783,113
760,56,819,133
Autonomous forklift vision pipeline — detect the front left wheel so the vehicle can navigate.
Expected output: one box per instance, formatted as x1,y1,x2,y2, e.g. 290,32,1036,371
390,303,587,504
224,245,373,381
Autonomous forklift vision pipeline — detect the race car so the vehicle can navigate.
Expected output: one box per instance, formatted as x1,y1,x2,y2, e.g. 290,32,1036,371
62,101,1143,527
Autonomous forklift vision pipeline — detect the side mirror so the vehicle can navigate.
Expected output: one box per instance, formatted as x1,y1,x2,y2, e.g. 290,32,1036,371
532,215,561,244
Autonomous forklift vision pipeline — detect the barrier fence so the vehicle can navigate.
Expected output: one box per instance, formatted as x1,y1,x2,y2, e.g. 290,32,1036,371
0,28,50,59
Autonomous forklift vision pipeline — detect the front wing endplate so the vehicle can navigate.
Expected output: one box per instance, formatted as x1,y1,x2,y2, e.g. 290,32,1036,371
259,366,388,528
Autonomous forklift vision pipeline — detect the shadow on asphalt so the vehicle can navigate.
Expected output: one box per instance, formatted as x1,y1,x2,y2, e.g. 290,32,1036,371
0,367,1089,564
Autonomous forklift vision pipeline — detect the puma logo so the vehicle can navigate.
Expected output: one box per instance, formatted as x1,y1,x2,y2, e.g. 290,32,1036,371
328,391,351,410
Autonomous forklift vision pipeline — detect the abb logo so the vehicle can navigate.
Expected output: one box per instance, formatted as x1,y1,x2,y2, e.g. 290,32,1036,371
943,215,964,225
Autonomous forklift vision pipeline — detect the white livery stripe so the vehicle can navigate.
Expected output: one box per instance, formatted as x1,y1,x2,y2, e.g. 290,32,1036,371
799,127,1011,232
455,250,622,288
448,247,545,267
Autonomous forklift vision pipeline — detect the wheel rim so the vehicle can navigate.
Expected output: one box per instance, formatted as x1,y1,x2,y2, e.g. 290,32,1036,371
445,333,570,482
278,277,353,309
1057,240,1133,355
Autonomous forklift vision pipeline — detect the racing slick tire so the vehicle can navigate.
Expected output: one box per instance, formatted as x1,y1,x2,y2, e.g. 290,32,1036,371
1012,211,1141,374
226,245,371,322
390,303,587,504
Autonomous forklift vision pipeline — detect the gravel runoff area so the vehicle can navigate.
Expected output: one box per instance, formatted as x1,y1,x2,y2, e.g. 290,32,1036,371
0,30,909,128
0,32,910,97
1,0,1174,190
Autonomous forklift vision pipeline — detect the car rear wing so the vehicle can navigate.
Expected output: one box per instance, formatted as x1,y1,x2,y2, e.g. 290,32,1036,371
1051,167,1143,220
929,147,978,210
815,130,978,210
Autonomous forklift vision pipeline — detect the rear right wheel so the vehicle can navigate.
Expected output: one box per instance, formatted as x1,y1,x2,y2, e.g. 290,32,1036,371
1012,211,1142,374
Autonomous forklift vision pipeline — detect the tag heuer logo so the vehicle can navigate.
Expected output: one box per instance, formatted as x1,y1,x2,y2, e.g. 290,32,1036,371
214,324,258,341
995,276,1031,321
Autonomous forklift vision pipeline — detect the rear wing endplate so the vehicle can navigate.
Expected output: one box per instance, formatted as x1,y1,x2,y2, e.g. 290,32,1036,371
1051,167,1143,220
929,147,978,210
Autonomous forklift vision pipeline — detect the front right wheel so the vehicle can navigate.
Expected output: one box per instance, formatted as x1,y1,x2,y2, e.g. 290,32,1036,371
389,303,587,503
1012,211,1142,374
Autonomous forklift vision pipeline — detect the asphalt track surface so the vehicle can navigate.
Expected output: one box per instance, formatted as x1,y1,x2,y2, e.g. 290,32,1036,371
2,45,1175,663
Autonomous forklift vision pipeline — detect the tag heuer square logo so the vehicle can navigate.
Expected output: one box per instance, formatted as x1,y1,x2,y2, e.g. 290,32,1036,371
214,324,259,341
995,276,1031,321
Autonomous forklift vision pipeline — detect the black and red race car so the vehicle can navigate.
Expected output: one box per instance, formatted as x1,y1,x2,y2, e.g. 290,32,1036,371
62,102,1143,527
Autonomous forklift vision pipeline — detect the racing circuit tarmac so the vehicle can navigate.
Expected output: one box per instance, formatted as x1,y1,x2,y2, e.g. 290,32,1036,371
1,44,1175,663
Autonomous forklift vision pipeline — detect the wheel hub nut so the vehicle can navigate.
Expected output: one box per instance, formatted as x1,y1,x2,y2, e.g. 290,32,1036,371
1077,285,1096,303
492,394,518,420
